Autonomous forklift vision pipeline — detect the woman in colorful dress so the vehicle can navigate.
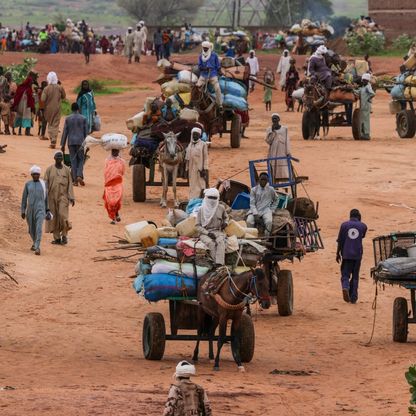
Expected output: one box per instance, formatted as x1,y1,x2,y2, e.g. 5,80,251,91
76,80,96,134
13,73,36,136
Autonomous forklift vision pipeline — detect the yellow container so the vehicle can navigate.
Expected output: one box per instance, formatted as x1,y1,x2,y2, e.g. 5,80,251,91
175,216,197,237
405,75,416,86
157,227,178,238
126,111,144,130
225,220,246,238
178,92,191,105
404,54,416,70
140,224,159,248
124,221,149,243
404,87,416,100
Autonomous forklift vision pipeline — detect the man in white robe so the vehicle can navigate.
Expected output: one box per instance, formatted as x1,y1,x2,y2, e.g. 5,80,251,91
276,49,291,90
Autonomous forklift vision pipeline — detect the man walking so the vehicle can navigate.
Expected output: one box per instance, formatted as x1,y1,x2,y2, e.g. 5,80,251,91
124,27,135,64
185,127,208,199
153,27,163,61
44,151,75,245
246,49,259,92
336,209,367,304
358,73,375,140
21,165,50,255
265,113,291,182
61,103,88,186
163,361,212,416
246,172,278,236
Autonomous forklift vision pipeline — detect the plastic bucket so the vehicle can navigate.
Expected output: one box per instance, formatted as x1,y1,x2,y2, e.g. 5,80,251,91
124,221,149,243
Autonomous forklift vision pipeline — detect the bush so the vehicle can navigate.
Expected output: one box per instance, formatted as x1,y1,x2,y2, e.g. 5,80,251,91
5,58,38,85
345,32,385,55
393,34,415,55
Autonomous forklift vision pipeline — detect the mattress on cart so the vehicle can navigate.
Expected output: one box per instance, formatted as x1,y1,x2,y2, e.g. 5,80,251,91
378,257,416,278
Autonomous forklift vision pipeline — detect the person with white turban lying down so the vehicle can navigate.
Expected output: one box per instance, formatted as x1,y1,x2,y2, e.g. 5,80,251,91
358,73,375,140
185,127,209,199
21,165,50,255
307,45,332,90
196,41,223,108
195,188,229,266
163,361,212,416
41,71,66,148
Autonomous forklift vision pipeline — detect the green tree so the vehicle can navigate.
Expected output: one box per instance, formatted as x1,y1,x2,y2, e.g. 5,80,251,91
265,0,333,26
117,0,204,25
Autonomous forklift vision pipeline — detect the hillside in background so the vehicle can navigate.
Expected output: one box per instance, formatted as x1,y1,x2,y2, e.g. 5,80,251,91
0,0,368,29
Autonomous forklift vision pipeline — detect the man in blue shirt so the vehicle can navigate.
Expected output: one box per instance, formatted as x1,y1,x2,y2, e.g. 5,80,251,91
336,209,367,304
196,41,223,109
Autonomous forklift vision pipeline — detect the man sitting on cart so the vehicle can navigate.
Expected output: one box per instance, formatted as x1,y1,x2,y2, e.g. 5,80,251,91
195,187,228,266
247,172,278,236
196,41,223,110
307,45,332,91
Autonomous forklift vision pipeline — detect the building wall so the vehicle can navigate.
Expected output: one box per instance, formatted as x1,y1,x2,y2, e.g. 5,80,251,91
369,0,416,38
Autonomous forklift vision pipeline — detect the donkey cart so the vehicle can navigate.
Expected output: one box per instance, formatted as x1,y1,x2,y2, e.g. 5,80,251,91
142,298,255,362
371,232,416,343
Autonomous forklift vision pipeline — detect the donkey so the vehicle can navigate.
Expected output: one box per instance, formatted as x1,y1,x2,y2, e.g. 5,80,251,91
157,131,184,208
193,267,271,372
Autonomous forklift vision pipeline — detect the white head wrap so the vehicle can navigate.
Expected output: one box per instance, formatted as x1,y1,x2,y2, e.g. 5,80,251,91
54,150,63,158
316,45,328,56
361,73,371,82
175,361,196,378
191,127,202,137
128,27,133,31
139,20,144,25
200,188,220,227
249,49,255,55
201,41,213,62
272,113,280,119
201,41,211,49
283,49,289,55
30,165,41,174
47,71,58,85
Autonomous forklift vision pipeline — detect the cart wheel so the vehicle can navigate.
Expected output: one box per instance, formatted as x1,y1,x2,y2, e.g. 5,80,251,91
352,108,361,140
396,110,416,139
393,297,408,343
230,114,241,149
142,312,166,360
302,110,319,140
277,270,294,316
231,313,255,363
132,164,146,202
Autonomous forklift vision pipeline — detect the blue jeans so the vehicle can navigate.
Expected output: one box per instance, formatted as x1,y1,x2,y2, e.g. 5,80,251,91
341,259,361,303
69,145,84,181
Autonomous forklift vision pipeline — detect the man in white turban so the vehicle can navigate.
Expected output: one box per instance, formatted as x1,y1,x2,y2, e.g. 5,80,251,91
197,41,223,108
185,127,209,199
124,27,135,64
196,188,228,266
307,45,332,90
358,73,375,140
246,49,259,92
21,165,50,255
133,23,145,63
41,71,66,148
276,49,291,90
163,361,212,416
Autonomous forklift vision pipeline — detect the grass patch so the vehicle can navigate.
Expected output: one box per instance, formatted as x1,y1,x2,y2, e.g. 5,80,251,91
73,79,129,96
61,99,72,116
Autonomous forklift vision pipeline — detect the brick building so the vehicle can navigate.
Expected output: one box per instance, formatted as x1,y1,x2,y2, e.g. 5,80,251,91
369,0,416,38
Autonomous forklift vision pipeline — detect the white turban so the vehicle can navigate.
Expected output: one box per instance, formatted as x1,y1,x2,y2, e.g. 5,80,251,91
362,73,371,82
201,41,211,49
128,27,133,31
272,113,280,119
316,45,328,55
249,49,255,55
175,361,196,378
191,127,202,137
47,71,58,85
200,188,220,227
139,20,144,25
54,150,63,158
30,165,41,174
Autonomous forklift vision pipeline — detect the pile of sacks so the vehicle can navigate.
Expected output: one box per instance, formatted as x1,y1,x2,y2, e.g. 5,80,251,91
390,71,416,102
287,19,333,48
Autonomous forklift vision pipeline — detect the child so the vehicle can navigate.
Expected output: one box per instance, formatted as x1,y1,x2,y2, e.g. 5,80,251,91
36,81,48,140
0,97,11,135
263,68,275,111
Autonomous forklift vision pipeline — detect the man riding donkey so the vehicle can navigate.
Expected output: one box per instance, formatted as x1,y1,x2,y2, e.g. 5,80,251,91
196,41,223,111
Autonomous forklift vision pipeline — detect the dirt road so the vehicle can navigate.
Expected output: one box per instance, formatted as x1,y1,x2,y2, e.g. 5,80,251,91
0,52,414,415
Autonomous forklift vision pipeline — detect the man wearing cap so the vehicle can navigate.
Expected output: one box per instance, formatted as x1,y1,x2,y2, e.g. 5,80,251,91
61,102,88,186
247,172,278,236
265,113,291,182
21,165,50,255
358,73,375,140
185,127,209,199
124,27,135,64
163,360,212,416
246,49,259,92
336,209,367,304
44,151,75,245
196,188,229,266
307,45,332,90
197,41,223,108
